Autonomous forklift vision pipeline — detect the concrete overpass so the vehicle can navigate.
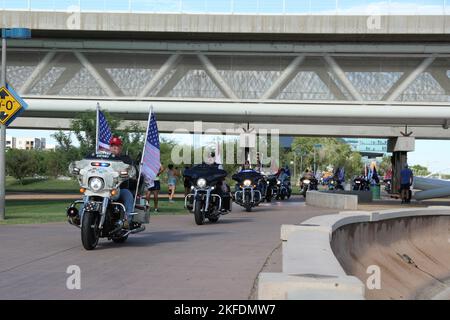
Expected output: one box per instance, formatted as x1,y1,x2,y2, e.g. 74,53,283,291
1,10,450,139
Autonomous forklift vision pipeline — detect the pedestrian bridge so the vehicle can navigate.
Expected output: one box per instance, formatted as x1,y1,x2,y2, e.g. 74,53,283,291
2,5,450,138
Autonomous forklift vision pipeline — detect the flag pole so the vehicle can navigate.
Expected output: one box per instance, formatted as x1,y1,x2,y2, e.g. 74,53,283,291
95,102,100,154
132,105,153,211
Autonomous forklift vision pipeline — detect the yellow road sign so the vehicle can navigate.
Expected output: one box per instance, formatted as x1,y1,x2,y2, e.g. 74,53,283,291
0,86,23,125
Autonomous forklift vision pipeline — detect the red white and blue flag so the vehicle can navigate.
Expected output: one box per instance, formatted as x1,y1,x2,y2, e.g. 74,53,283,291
141,111,160,187
96,108,112,152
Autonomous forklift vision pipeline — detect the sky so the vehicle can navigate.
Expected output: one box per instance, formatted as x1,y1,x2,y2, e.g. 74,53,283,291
4,1,448,15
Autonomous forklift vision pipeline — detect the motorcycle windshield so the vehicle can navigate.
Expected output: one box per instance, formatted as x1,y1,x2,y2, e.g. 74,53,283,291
232,170,263,183
84,153,121,161
183,164,227,185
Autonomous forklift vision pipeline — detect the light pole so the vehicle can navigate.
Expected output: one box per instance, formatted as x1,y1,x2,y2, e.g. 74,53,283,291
0,28,31,221
313,144,322,177
293,145,301,183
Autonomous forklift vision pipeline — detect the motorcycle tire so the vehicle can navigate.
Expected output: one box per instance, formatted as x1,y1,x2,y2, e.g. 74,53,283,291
194,201,205,225
245,205,252,212
266,189,272,202
81,211,100,250
112,235,128,243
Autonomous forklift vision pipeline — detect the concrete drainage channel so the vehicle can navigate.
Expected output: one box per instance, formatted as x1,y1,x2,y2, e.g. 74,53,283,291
257,206,450,300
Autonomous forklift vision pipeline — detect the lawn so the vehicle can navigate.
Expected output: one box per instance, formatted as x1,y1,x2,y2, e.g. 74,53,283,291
6,176,186,195
0,198,188,225
6,177,79,194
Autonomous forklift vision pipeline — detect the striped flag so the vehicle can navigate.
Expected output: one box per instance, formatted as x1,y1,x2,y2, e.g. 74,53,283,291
141,111,160,188
96,107,112,152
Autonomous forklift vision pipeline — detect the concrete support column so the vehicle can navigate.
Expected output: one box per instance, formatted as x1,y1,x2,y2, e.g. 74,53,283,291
388,137,415,194
391,151,408,194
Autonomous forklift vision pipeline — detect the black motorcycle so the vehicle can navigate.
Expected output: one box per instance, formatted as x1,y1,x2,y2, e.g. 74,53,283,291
276,177,292,200
300,176,318,197
264,174,278,202
232,170,264,212
353,176,370,191
184,164,231,225
328,177,344,191
384,179,392,194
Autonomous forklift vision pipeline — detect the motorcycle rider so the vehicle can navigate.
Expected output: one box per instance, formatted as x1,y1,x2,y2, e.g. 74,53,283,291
109,136,140,230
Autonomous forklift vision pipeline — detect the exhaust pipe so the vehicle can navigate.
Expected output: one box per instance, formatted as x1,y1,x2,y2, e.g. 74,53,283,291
123,225,146,237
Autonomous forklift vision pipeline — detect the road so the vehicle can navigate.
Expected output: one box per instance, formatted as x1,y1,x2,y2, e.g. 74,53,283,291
0,196,337,300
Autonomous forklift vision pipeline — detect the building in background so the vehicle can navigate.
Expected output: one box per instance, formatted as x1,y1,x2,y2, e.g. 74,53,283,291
6,136,16,149
6,137,47,150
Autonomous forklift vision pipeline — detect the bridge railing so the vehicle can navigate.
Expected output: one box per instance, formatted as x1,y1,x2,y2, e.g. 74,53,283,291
1,0,449,15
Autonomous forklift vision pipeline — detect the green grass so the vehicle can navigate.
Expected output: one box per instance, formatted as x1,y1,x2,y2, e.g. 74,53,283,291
6,176,187,195
0,200,69,225
6,177,79,194
0,198,188,225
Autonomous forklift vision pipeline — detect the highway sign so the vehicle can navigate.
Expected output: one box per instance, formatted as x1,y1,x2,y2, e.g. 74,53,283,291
0,84,27,126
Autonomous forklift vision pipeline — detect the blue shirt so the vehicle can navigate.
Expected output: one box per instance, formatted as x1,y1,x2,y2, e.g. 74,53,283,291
400,168,413,184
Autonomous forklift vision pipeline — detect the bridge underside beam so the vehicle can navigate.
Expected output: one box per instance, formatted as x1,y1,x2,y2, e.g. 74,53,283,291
17,97,450,129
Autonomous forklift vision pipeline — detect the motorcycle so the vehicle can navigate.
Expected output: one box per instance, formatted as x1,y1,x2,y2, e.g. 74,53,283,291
263,174,279,202
328,178,344,191
184,164,232,225
300,176,318,197
384,179,392,194
67,153,148,250
276,177,292,200
232,170,264,212
353,176,370,191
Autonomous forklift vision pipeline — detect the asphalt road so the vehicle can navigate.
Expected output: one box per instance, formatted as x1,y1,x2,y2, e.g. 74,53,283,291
0,196,337,300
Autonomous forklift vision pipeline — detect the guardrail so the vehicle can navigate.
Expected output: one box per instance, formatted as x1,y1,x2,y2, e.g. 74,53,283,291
257,206,450,300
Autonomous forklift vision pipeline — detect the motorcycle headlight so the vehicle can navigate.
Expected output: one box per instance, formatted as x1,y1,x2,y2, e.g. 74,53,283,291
303,179,310,184
243,179,251,187
89,177,104,192
277,181,281,185
197,178,207,188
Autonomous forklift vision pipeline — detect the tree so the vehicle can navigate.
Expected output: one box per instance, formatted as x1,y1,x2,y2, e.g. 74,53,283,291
290,137,363,179
410,164,430,177
5,149,37,183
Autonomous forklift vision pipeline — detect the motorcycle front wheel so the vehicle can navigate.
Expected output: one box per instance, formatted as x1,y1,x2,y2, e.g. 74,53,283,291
194,200,205,225
81,211,100,250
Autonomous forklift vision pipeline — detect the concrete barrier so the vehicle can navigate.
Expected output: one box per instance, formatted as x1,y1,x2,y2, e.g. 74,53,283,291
257,207,450,300
305,191,358,210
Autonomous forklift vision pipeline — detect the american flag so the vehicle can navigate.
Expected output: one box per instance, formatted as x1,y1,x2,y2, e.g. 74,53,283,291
141,111,160,187
97,109,112,152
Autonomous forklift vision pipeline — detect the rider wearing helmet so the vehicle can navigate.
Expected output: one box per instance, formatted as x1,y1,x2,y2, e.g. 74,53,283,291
109,136,140,230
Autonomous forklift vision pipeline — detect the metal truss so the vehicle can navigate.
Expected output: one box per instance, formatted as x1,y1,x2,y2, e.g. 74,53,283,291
5,41,450,104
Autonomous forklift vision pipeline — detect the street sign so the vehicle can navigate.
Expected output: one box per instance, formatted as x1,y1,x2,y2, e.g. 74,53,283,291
0,84,27,126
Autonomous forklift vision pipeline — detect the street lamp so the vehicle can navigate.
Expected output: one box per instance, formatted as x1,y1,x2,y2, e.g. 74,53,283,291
313,144,322,176
1,28,31,221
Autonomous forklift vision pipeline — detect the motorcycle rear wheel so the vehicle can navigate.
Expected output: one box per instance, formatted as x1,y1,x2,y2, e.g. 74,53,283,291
81,211,100,250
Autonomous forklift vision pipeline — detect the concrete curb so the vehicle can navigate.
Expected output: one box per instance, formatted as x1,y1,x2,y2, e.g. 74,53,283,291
258,206,450,300
305,191,358,210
